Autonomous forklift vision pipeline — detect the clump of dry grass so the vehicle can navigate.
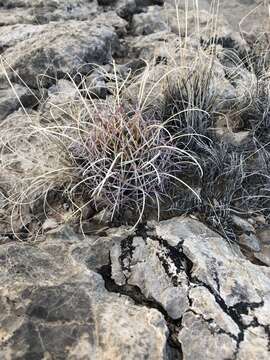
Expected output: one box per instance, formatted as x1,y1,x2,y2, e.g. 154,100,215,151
68,102,201,225
2,0,270,242
0,62,203,238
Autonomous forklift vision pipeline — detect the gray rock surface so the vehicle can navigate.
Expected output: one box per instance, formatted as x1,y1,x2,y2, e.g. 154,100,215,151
0,229,168,359
111,235,190,319
110,217,270,359
0,83,37,121
0,0,100,25
0,21,120,88
1,1,270,359
1,217,270,359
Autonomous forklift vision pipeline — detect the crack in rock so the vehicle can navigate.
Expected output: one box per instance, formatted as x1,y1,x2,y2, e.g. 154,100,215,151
97,261,183,359
107,219,270,360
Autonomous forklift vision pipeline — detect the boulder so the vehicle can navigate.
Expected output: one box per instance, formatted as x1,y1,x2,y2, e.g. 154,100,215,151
0,21,121,88
1,214,270,358
0,239,168,359
0,0,99,25
110,217,270,359
117,0,164,20
0,83,37,121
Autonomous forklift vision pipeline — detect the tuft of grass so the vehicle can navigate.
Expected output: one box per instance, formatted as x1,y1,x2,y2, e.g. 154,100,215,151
2,0,270,243
159,35,270,239
68,103,201,226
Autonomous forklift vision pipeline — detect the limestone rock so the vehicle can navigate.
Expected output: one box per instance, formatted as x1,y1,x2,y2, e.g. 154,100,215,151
256,226,270,245
1,21,120,88
111,217,270,359
254,244,270,267
179,311,237,360
131,6,170,35
0,24,45,52
111,235,189,319
128,30,178,61
238,233,261,252
1,215,270,359
84,71,108,99
0,0,99,25
0,83,37,121
117,0,164,20
0,233,168,359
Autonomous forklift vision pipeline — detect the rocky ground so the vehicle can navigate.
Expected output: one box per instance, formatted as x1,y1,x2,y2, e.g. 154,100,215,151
1,0,270,359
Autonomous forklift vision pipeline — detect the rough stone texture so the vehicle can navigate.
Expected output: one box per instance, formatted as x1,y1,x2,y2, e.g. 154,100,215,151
0,83,37,121
1,182,270,360
238,233,261,252
0,0,100,25
179,311,237,360
1,1,270,359
0,228,168,359
131,6,170,35
111,235,189,319
0,21,120,88
1,217,270,358
116,0,164,20
254,244,270,267
110,217,270,359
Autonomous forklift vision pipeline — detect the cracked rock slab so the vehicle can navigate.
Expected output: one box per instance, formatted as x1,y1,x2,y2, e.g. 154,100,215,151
111,235,189,319
1,216,270,359
111,217,270,359
0,234,168,359
179,311,237,360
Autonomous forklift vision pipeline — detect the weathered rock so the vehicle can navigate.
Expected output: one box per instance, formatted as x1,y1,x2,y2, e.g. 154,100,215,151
0,23,44,52
230,215,262,252
93,10,128,37
110,217,270,359
130,4,238,43
111,235,189,319
254,244,270,267
1,214,270,358
47,79,78,104
188,286,239,336
256,226,270,244
131,6,170,35
231,215,255,233
0,232,168,359
237,326,270,360
117,58,147,77
215,130,250,146
1,21,120,88
179,311,237,360
0,7,33,27
254,215,267,225
117,0,164,20
84,71,108,99
42,217,58,232
0,0,99,25
128,30,178,60
0,83,37,121
1,2,270,359
71,226,134,272
43,78,79,118
215,0,268,32
238,233,261,252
